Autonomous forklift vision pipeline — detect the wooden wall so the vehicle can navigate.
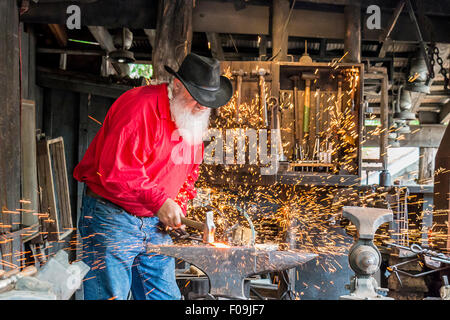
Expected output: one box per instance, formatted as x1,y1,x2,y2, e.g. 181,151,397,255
0,0,22,270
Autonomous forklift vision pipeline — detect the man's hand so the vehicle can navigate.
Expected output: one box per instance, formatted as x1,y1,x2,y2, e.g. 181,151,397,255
156,198,184,229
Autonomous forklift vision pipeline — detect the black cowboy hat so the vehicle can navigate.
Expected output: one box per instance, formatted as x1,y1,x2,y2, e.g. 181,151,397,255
164,53,233,109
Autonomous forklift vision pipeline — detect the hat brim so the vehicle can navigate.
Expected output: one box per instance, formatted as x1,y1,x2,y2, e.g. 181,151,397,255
164,65,233,109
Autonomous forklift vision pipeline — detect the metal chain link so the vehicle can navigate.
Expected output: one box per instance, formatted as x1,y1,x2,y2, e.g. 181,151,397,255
428,44,449,90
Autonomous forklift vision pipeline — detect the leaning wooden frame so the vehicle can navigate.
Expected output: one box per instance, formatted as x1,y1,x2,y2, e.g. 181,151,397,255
36,137,73,241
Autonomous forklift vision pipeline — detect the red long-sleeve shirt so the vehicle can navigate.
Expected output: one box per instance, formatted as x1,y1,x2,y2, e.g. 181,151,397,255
73,84,203,217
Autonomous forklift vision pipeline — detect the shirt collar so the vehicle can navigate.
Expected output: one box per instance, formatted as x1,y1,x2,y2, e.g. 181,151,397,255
157,83,170,120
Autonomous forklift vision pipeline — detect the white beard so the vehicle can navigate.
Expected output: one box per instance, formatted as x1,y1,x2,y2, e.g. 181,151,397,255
169,95,211,146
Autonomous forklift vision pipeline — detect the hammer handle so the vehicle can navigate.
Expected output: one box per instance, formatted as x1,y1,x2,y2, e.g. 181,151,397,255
180,217,204,231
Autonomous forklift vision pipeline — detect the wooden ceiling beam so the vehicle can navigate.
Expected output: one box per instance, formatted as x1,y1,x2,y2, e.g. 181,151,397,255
87,26,128,76
48,23,67,47
206,32,225,61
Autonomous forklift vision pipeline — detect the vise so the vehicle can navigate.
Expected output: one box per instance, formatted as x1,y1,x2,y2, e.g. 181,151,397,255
340,206,394,300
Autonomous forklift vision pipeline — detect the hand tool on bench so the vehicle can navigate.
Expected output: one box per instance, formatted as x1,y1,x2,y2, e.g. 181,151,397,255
231,70,247,123
147,244,317,299
289,75,303,162
252,68,270,127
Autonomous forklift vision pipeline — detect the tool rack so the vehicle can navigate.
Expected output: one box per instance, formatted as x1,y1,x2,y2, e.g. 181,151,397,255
202,61,364,187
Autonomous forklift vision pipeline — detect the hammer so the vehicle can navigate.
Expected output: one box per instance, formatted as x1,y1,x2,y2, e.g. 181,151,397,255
231,70,247,123
301,73,319,158
181,210,215,244
301,73,319,136
252,68,270,127
289,75,303,161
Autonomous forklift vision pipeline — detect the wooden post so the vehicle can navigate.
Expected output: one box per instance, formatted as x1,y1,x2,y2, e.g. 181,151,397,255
153,0,193,81
258,35,268,59
418,147,436,185
271,0,290,62
21,100,39,230
206,32,224,61
0,0,22,268
343,0,361,63
433,125,450,253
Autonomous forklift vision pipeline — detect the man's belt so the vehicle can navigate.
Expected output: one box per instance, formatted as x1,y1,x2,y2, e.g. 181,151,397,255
86,187,123,211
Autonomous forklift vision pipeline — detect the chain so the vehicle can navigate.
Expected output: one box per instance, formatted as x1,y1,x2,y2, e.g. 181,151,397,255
428,44,449,90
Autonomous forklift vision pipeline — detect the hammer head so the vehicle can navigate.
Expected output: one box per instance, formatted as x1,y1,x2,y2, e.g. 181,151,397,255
301,73,319,81
251,68,270,77
289,75,300,82
232,69,246,77
203,210,216,244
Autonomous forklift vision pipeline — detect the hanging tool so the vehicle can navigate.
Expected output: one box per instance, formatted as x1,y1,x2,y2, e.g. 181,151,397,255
252,68,270,127
320,89,333,172
349,69,358,112
268,96,286,161
301,73,319,159
336,74,343,119
312,86,321,162
231,69,247,123
289,75,303,161
299,40,313,64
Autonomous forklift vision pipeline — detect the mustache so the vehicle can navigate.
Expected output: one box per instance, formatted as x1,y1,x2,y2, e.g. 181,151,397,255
169,97,211,145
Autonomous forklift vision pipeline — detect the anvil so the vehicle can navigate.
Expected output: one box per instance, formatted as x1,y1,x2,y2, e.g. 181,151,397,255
146,244,317,299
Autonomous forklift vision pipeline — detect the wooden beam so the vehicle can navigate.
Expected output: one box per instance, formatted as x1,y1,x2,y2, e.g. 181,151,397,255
433,123,450,252
288,8,345,39
48,23,67,47
440,101,450,124
294,0,350,4
192,1,269,35
144,29,156,49
153,0,193,81
376,0,405,66
87,26,115,52
258,35,268,59
20,0,158,29
87,26,128,76
206,32,224,61
343,0,361,63
418,147,437,185
363,124,446,148
20,0,450,42
378,0,406,44
272,0,290,62
36,68,132,98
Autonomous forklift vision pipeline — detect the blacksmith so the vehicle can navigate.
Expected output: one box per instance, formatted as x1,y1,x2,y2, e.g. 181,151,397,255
74,53,232,300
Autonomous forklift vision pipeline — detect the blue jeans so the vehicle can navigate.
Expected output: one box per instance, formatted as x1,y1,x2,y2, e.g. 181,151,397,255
78,195,181,300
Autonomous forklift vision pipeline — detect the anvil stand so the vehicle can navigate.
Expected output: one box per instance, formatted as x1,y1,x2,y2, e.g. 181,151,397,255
340,206,394,300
